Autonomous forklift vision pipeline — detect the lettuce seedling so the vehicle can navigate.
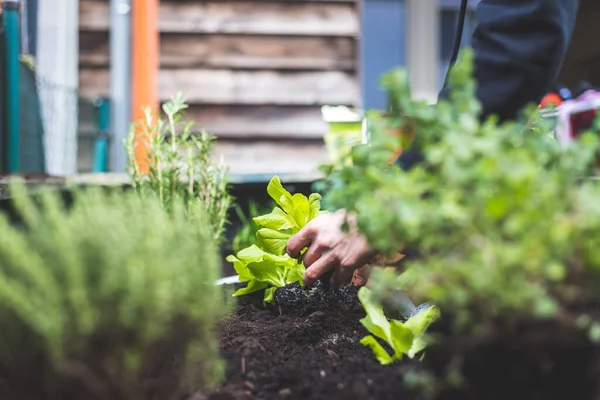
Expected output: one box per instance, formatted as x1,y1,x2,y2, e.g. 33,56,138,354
358,287,440,365
227,176,324,303
253,176,323,255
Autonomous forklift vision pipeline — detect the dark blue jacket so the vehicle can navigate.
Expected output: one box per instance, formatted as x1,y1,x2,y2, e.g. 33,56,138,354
397,0,580,170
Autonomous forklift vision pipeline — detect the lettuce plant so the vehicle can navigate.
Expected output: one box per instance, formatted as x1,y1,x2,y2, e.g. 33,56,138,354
227,176,324,303
359,286,440,365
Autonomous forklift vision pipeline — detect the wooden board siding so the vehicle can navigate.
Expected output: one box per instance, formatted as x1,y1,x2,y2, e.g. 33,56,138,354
80,32,356,71
78,0,360,176
79,1,359,36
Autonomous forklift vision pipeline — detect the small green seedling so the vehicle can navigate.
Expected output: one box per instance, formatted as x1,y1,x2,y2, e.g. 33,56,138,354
358,287,441,365
227,176,324,304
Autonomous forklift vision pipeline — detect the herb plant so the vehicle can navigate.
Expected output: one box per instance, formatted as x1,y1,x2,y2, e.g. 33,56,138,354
227,176,324,303
324,48,600,334
126,92,232,242
0,183,228,399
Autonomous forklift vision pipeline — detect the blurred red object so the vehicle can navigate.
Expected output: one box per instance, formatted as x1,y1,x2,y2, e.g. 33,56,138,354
540,92,563,108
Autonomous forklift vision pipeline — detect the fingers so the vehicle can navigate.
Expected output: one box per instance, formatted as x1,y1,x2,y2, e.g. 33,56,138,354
330,262,357,288
351,265,372,286
286,223,315,258
301,242,326,268
330,237,377,287
302,252,338,287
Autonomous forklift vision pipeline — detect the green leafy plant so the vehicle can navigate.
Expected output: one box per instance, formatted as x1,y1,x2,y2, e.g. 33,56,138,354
324,48,600,333
126,92,232,242
0,183,229,399
358,286,440,365
227,176,324,303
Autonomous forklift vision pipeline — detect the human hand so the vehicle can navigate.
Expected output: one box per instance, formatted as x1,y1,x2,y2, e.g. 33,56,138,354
286,209,377,288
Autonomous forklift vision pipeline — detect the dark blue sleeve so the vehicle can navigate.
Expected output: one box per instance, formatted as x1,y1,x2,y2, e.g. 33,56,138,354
397,0,579,170
471,0,579,121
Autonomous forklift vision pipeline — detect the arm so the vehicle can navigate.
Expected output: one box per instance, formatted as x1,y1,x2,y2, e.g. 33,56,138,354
471,0,579,121
397,0,579,170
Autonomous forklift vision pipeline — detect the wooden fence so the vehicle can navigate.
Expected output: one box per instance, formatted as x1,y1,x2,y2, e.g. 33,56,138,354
78,0,360,177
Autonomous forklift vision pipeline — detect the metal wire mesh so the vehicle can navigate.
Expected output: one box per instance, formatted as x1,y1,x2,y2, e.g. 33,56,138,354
36,74,103,175
1,61,104,176
1,6,106,176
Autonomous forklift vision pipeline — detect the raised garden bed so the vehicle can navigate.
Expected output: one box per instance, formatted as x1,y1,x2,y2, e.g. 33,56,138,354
198,285,600,400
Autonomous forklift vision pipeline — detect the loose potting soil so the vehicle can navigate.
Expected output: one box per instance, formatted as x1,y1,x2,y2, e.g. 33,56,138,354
204,283,414,400
203,283,600,400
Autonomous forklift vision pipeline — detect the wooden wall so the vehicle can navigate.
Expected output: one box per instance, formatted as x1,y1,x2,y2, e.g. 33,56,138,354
78,0,360,177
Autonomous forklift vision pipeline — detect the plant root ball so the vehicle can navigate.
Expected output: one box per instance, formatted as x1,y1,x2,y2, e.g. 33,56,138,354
274,281,362,317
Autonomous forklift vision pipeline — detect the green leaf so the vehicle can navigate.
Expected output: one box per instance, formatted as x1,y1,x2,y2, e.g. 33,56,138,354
253,207,296,231
404,305,441,338
291,193,311,227
360,336,395,365
403,305,440,358
358,287,392,343
308,193,322,220
285,264,306,285
226,255,253,282
389,320,414,357
246,261,286,288
234,280,269,297
263,287,277,304
256,228,292,256
267,176,294,214
236,245,268,262
409,338,428,359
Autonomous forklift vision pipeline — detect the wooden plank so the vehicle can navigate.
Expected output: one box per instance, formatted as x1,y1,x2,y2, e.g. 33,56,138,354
79,68,359,106
79,31,356,70
183,105,328,139
213,140,329,176
79,0,359,36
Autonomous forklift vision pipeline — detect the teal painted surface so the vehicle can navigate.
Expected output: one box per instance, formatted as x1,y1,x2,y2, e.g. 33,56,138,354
93,98,110,173
3,3,20,173
0,19,45,175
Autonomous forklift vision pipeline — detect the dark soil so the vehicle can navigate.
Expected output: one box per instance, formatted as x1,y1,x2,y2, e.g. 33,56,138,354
426,317,600,400
204,284,600,400
205,285,415,400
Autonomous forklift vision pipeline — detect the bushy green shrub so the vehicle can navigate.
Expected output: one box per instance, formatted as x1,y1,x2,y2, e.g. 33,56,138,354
324,49,600,332
126,92,232,243
0,183,228,399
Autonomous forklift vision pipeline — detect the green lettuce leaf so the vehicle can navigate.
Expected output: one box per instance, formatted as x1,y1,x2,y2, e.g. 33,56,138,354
264,287,276,304
227,176,323,304
234,280,269,297
360,335,395,365
256,228,292,256
253,207,296,231
404,305,441,358
285,265,306,286
308,193,322,220
246,260,286,287
358,287,440,364
267,176,294,214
